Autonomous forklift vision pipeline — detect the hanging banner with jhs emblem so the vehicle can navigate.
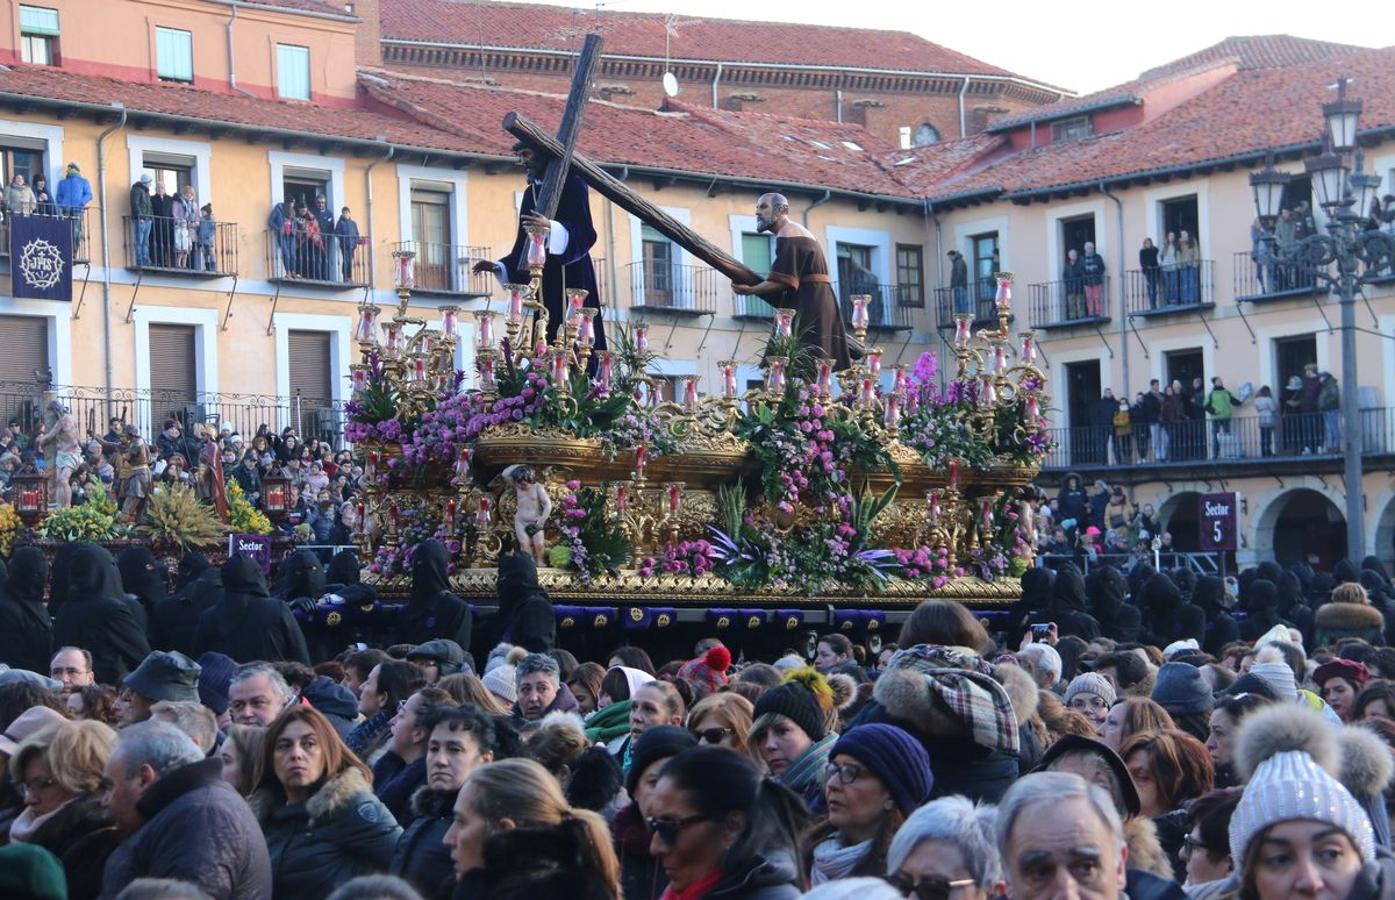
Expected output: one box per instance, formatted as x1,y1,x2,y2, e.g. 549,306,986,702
9,214,72,301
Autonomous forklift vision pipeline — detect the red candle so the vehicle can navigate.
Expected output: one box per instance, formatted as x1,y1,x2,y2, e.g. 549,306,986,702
634,323,649,354
720,360,738,399
927,490,941,522
1026,396,1042,421
668,483,681,515
597,351,613,392
867,349,882,380
634,444,647,477
948,459,960,490
816,361,833,397
476,496,492,527
682,378,699,410
445,498,457,526
851,296,869,331
616,483,629,512
526,228,548,268
506,285,526,324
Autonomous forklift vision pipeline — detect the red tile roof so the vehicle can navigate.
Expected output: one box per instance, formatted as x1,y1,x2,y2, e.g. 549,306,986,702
360,70,916,197
986,35,1365,134
379,0,1041,81
0,64,465,152
918,46,1395,202
1140,34,1363,78
233,0,357,19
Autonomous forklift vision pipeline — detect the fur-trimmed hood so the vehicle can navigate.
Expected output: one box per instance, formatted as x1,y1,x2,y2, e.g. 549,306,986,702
1124,815,1175,881
872,648,1038,743
409,784,458,821
250,766,375,826
1316,601,1385,631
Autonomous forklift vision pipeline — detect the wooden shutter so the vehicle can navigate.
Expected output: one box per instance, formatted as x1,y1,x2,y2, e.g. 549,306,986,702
0,315,47,425
287,330,331,436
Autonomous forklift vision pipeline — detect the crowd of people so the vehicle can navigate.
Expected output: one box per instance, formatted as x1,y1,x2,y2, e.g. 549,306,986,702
1,539,1395,900
0,411,359,541
1072,365,1344,467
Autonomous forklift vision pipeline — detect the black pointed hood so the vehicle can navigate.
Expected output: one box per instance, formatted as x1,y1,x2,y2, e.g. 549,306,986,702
1192,575,1227,616
1248,578,1278,613
274,549,325,600
220,554,271,605
1050,562,1088,612
117,545,167,609
6,547,47,605
1362,556,1391,585
1020,567,1054,611
327,549,360,587
1334,559,1360,585
1087,565,1127,618
410,540,453,606
175,552,210,590
67,542,127,604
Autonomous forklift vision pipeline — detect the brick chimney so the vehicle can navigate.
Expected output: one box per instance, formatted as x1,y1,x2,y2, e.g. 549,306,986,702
347,0,381,67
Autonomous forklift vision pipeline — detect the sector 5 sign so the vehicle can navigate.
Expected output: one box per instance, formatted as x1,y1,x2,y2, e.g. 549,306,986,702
1199,492,1238,552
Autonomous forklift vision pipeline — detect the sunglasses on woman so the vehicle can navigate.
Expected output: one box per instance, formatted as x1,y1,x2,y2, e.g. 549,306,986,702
646,814,708,846
887,873,978,900
696,727,734,745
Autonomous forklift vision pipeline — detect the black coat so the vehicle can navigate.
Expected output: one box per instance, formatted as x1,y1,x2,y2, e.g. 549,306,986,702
25,791,120,900
52,543,151,684
1034,563,1101,641
0,548,52,673
1140,574,1206,647
117,545,167,623
254,768,403,900
390,786,457,900
1088,565,1141,644
613,801,665,900
192,555,310,664
394,541,473,651
101,757,272,900
483,552,555,653
151,565,223,655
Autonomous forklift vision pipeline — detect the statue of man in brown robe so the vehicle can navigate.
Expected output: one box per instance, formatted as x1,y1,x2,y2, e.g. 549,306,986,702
732,192,852,371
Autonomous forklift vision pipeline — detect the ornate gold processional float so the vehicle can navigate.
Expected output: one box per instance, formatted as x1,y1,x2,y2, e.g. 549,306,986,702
346,244,1051,616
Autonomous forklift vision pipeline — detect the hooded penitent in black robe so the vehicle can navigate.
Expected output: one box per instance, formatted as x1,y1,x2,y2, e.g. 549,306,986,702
497,171,607,352
192,555,310,664
483,552,555,654
117,545,167,624
1140,573,1206,647
393,541,472,652
1191,575,1239,655
1030,562,1100,641
150,553,222,656
1088,565,1141,644
0,550,52,674
52,543,151,683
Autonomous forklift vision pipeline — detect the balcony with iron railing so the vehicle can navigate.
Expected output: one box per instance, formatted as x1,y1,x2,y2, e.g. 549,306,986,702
265,229,369,288
394,241,492,296
123,215,237,277
0,208,95,265
623,261,717,316
837,283,914,332
1027,276,1111,330
1232,251,1322,303
1125,260,1214,317
934,278,1006,331
1039,409,1395,475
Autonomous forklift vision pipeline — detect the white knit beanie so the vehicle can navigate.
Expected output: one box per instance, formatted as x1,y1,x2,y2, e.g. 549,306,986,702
1249,661,1298,701
482,663,518,704
1230,750,1375,868
1064,672,1116,708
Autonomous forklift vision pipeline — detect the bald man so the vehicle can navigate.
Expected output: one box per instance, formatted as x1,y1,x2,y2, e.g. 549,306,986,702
732,192,851,370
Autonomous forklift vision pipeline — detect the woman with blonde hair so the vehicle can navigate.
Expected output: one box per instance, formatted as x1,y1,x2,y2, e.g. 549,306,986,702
9,718,120,898
446,757,621,899
218,723,265,797
687,691,754,751
437,673,510,716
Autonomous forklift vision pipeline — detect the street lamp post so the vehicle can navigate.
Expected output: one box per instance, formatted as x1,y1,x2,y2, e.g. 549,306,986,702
1250,78,1395,563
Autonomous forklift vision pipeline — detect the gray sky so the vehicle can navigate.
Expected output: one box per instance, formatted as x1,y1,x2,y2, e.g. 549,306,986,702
521,0,1392,95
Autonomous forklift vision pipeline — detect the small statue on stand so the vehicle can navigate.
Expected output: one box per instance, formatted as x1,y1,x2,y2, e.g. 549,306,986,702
502,464,553,566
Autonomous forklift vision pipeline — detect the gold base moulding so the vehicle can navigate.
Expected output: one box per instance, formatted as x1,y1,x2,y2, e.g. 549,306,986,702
363,566,1022,609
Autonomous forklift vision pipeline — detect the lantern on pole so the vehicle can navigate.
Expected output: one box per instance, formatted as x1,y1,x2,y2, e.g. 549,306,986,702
12,464,47,525
261,467,292,522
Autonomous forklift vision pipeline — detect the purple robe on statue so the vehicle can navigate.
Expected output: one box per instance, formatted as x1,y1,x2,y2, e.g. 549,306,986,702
498,172,607,352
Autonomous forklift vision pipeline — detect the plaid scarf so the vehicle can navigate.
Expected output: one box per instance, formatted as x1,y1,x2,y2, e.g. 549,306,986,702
886,644,1020,754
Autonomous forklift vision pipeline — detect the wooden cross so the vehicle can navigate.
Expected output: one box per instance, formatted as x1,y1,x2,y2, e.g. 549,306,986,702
531,33,605,223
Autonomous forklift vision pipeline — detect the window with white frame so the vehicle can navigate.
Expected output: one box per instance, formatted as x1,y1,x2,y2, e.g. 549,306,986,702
276,44,311,101
19,5,59,66
155,27,193,83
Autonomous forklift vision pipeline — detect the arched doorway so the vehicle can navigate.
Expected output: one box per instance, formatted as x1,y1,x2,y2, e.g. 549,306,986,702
1258,488,1346,570
1156,491,1201,551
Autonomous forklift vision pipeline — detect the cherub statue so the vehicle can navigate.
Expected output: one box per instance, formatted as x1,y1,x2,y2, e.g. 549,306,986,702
502,464,553,566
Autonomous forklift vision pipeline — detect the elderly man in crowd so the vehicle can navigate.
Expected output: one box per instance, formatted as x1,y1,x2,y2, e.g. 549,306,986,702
226,662,294,727
996,771,1128,900
50,646,97,695
101,720,272,899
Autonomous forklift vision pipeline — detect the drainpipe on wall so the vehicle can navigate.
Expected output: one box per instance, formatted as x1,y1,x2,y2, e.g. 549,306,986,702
225,1,258,100
958,77,971,138
835,89,843,124
364,140,394,291
96,104,127,411
710,63,722,110
1101,181,1129,396
802,189,832,228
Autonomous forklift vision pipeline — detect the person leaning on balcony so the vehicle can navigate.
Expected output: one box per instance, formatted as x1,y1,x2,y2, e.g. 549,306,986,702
268,193,298,278
949,249,970,314
1177,230,1200,304
129,174,154,266
1158,232,1179,304
4,173,36,217
1139,238,1160,308
1204,377,1240,459
1081,241,1107,317
335,207,360,282
1061,248,1085,320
